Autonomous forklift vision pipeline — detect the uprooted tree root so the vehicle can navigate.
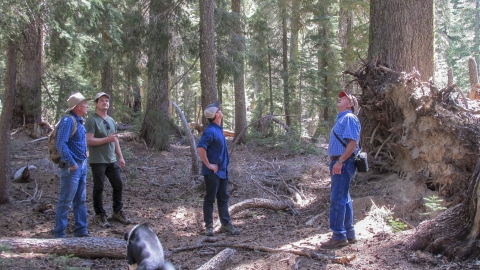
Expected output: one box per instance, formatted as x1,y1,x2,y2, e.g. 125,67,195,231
346,60,480,260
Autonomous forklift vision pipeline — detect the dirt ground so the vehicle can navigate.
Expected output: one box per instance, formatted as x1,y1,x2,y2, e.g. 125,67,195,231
0,128,479,270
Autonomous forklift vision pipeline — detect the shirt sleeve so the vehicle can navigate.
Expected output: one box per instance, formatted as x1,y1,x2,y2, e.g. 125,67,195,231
56,116,76,167
197,130,213,150
341,114,361,143
84,117,95,134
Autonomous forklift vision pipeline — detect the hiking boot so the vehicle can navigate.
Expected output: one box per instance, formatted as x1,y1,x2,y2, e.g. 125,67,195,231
348,237,357,244
205,224,214,236
94,214,111,228
220,223,240,235
111,210,132,225
320,238,348,249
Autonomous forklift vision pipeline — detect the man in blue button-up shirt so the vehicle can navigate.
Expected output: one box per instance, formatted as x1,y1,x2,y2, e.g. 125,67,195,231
197,100,239,236
53,92,90,238
321,91,360,249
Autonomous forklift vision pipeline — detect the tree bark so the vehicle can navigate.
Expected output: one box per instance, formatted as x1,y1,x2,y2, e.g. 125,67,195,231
0,237,126,259
468,57,479,99
13,18,44,128
405,163,480,260
232,0,247,144
199,0,218,128
368,0,434,81
281,1,291,127
0,41,17,204
196,248,236,270
140,0,172,151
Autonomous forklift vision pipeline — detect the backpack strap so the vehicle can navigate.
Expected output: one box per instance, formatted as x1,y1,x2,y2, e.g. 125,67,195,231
66,115,78,139
333,130,362,155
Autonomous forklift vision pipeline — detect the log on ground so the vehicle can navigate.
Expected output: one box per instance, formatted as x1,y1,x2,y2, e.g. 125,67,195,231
0,237,126,259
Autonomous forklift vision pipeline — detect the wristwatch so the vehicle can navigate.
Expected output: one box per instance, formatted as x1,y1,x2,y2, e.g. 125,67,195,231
337,158,344,164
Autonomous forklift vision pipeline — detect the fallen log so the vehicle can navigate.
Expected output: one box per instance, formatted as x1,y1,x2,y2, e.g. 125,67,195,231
196,248,236,270
0,237,126,259
228,198,290,216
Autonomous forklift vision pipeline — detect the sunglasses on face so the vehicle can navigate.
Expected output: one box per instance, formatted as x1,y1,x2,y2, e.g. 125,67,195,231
103,120,111,130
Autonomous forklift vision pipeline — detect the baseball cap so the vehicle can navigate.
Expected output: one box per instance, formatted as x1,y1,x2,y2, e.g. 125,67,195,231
65,93,91,113
94,92,110,102
204,100,221,119
338,91,358,111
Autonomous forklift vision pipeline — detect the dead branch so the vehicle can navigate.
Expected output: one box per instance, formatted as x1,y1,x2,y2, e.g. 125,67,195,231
171,241,356,264
0,237,126,259
172,101,200,175
228,198,290,216
196,248,236,270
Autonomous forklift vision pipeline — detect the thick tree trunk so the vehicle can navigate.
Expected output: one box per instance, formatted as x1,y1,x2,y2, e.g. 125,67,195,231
0,42,17,204
405,163,480,260
140,0,172,151
0,237,126,259
368,0,434,81
13,20,44,128
232,0,247,144
199,0,218,128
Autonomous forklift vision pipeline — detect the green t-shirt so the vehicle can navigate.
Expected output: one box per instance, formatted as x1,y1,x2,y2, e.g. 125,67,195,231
85,113,117,164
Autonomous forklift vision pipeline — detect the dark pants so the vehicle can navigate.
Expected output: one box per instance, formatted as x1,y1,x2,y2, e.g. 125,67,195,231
203,173,231,226
90,163,124,214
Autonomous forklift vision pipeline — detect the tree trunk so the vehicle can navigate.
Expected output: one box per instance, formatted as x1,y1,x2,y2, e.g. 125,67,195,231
0,237,126,259
0,42,17,204
172,101,200,175
232,0,247,144
468,57,479,99
140,0,172,151
405,163,480,260
368,0,434,81
281,1,291,127
288,0,300,129
101,59,114,117
13,19,44,128
199,0,218,128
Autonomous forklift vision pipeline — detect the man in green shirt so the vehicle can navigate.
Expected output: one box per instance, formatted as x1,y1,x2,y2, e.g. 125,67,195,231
85,92,132,228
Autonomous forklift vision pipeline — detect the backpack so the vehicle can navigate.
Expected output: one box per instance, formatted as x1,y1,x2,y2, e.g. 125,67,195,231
48,115,78,164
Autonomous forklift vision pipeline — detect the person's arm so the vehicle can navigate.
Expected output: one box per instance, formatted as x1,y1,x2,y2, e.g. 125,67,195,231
56,116,77,169
197,147,218,173
114,137,125,169
332,139,357,175
86,132,117,146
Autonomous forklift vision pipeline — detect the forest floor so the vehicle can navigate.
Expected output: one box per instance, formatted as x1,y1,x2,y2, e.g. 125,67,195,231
0,127,479,270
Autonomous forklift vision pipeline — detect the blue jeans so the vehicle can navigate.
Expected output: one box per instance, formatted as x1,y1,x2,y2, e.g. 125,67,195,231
329,157,356,241
90,163,124,214
54,160,88,238
203,173,231,226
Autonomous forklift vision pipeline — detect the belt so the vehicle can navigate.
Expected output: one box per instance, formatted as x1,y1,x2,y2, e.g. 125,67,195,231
329,154,355,161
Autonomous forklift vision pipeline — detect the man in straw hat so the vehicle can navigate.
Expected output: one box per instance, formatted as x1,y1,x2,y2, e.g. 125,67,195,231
197,100,240,236
320,90,360,249
85,92,132,228
53,92,91,238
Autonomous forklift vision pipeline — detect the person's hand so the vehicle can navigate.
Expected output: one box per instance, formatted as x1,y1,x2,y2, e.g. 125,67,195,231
332,161,343,175
208,163,218,173
118,157,125,169
68,164,78,173
107,133,117,143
